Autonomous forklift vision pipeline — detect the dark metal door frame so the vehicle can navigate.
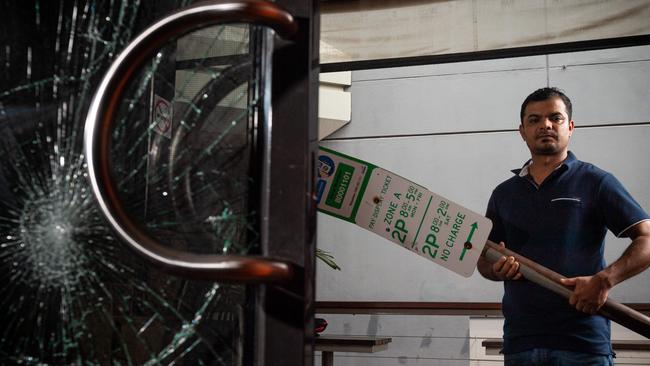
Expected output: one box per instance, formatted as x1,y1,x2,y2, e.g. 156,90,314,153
256,1,319,364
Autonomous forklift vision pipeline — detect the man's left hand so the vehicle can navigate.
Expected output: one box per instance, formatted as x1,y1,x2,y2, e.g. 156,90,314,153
560,274,612,315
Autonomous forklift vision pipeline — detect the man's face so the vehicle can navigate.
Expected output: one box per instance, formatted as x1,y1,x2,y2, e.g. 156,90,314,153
519,97,574,156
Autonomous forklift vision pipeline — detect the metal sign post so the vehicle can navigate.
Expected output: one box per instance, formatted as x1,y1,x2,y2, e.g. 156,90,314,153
482,241,650,338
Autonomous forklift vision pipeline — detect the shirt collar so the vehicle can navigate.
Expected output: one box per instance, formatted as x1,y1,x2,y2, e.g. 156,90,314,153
512,151,578,177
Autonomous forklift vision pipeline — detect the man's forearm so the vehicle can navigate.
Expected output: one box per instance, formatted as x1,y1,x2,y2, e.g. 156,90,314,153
599,234,650,289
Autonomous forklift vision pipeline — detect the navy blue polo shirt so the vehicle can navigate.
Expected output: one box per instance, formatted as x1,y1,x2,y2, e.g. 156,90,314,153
486,151,649,355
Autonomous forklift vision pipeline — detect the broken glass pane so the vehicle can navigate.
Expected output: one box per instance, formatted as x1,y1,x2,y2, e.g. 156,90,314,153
1,2,262,364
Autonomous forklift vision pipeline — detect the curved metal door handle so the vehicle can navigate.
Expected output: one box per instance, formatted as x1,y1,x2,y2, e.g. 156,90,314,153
84,0,298,282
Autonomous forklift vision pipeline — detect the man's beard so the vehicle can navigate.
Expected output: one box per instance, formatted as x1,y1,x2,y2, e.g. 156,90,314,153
534,143,559,155
533,132,560,155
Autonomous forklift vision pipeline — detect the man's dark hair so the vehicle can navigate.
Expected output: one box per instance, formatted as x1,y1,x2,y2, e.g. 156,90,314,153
520,87,572,123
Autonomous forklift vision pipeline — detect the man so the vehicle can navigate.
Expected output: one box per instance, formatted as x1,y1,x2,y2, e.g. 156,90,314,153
477,87,650,365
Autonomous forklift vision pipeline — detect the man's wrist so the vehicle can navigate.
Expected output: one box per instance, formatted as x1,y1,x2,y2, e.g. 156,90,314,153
595,270,615,290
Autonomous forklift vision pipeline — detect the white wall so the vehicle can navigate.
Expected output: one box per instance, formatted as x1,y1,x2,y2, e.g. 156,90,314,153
316,45,650,365
321,0,650,64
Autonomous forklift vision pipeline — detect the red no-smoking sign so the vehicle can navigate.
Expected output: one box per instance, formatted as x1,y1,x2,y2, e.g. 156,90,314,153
152,95,172,138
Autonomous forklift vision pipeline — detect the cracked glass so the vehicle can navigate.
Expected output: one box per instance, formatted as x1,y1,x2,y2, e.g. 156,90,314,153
1,2,264,364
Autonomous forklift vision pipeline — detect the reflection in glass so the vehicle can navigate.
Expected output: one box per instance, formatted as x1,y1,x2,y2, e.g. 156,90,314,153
1,2,261,364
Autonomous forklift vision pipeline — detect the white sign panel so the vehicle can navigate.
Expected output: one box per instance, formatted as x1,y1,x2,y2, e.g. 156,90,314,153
317,147,492,277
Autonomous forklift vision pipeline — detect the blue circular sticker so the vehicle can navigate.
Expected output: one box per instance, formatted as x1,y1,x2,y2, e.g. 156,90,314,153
318,155,335,178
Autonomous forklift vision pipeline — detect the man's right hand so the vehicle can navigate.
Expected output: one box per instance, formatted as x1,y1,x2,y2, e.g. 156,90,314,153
492,250,524,281
478,242,523,281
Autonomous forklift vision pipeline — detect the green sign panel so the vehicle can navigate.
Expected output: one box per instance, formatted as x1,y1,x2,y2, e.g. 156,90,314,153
325,162,355,209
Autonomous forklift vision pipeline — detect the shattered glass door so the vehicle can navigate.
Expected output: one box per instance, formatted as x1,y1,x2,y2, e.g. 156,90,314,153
0,2,292,364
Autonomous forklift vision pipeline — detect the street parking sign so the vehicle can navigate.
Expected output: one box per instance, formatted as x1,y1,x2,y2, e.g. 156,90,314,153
317,146,492,277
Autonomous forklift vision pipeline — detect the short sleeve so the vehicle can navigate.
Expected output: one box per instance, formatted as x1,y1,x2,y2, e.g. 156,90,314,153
486,191,506,243
596,173,650,237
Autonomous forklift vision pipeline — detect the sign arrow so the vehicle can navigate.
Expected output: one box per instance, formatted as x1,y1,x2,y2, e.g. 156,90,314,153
459,222,478,261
